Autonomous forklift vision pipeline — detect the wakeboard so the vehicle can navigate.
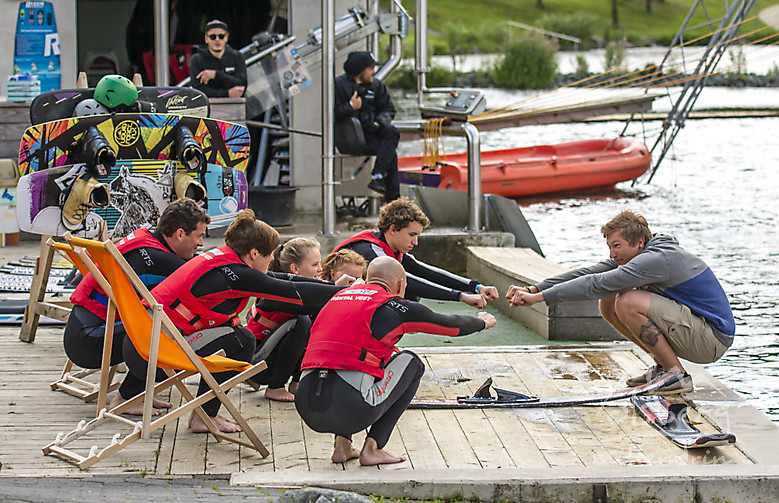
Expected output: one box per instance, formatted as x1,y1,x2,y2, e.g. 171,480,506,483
16,160,248,238
30,87,210,124
18,113,250,175
631,394,736,449
408,372,682,409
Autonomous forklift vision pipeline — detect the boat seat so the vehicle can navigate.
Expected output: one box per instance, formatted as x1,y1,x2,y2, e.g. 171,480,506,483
334,117,372,156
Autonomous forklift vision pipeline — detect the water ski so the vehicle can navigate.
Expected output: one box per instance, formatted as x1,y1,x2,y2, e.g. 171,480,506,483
18,113,250,175
30,87,210,124
408,372,682,409
16,160,247,238
631,395,736,449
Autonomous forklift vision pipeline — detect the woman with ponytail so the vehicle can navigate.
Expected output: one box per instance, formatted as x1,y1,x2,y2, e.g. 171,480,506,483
246,237,323,402
124,210,343,434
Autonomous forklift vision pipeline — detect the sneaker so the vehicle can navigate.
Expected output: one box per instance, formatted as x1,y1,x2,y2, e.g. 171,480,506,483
625,364,663,387
174,172,208,204
367,177,386,194
647,371,694,396
62,175,111,229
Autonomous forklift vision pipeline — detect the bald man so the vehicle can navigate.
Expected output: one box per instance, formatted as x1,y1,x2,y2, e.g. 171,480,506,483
295,257,496,466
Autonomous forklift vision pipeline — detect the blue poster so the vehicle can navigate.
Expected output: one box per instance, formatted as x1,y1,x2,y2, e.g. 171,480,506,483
13,1,61,93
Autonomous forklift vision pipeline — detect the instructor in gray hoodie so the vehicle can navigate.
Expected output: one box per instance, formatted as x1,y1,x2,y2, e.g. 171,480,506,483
506,210,734,395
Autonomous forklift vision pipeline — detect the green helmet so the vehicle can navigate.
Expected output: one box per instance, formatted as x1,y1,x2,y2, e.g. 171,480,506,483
94,75,138,109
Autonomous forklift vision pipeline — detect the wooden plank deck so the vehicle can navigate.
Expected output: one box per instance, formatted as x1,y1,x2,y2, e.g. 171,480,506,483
0,328,752,477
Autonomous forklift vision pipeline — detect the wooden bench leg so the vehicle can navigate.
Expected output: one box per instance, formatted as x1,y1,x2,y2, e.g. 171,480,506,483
20,235,55,343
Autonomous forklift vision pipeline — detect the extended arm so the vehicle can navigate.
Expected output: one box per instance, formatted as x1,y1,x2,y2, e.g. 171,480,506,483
370,296,490,344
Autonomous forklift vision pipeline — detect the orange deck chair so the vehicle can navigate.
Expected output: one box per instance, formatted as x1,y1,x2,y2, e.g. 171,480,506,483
43,234,269,470
47,239,123,415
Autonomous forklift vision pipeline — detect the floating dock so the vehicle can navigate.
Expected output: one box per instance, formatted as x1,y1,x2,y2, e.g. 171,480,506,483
2,327,778,502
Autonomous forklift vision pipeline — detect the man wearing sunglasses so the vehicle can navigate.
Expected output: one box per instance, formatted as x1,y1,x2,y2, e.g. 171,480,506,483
188,19,246,98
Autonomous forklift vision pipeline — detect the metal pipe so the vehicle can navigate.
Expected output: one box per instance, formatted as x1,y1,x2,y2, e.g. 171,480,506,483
462,122,482,231
321,0,336,236
415,0,428,109
369,0,380,59
153,0,169,86
374,0,402,81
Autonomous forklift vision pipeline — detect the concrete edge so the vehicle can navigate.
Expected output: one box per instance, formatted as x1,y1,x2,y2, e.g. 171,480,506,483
684,362,779,465
231,464,779,502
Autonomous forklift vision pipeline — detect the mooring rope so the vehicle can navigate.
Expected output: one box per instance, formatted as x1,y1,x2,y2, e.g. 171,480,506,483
422,118,447,169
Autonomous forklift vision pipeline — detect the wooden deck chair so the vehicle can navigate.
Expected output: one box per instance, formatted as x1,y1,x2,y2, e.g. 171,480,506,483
47,240,122,414
43,235,270,470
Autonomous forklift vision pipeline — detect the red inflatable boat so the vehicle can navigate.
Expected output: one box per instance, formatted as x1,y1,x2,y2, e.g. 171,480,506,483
398,137,651,198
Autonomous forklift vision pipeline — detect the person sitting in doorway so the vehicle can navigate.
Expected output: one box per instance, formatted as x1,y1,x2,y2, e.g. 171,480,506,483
335,51,400,200
333,197,500,308
506,210,735,395
295,256,496,465
188,19,247,98
64,198,210,415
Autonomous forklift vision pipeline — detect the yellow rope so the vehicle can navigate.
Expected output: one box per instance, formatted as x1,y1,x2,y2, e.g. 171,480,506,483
422,118,446,169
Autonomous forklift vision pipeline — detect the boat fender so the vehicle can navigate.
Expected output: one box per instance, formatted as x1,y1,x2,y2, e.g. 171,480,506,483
550,155,557,167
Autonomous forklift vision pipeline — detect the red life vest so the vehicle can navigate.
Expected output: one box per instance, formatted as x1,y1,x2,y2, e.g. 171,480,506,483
333,229,402,262
150,245,249,335
70,228,170,319
302,283,399,379
246,305,294,342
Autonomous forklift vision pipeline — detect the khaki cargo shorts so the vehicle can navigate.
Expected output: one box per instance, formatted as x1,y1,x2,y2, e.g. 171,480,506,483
647,293,728,364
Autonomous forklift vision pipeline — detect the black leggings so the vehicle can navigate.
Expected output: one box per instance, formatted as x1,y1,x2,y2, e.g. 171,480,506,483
295,350,424,449
63,305,145,401
365,125,400,201
251,315,311,389
122,325,255,417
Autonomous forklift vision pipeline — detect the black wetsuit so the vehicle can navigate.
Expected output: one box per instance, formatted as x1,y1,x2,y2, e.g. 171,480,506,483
296,291,485,448
125,251,342,417
64,231,185,400
340,231,480,302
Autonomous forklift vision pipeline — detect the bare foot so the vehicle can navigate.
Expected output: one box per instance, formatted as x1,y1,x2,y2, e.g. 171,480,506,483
108,394,172,416
359,437,405,466
189,412,241,433
287,381,299,394
331,435,360,463
264,387,295,402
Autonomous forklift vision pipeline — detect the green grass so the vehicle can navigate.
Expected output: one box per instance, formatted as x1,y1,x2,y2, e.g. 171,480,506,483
391,0,779,55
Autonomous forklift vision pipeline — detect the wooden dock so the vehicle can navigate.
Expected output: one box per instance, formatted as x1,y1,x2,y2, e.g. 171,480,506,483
2,327,771,475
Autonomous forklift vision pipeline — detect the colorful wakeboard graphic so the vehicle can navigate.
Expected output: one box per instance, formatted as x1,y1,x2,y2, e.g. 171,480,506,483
17,160,247,238
30,87,210,124
18,113,251,175
13,1,61,93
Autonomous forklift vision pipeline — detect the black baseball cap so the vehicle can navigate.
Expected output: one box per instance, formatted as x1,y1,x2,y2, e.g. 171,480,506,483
204,19,229,33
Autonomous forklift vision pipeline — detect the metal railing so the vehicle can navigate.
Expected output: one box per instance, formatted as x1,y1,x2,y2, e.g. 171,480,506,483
394,120,483,231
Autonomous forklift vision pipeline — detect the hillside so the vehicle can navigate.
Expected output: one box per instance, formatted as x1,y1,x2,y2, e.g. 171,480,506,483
416,0,779,53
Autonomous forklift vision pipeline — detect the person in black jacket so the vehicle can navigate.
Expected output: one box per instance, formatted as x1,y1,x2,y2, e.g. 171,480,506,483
188,19,247,98
335,51,400,201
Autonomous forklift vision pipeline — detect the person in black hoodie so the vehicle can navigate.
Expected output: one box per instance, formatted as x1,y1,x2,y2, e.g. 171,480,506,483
335,51,400,201
188,19,247,98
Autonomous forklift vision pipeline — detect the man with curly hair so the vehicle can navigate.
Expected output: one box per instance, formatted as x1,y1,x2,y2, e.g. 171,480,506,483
333,197,498,308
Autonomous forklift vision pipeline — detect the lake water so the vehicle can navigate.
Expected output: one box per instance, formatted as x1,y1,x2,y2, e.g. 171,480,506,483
394,86,779,422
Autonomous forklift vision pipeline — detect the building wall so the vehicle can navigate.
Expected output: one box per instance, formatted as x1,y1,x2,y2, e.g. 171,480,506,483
289,1,369,214
0,0,77,95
